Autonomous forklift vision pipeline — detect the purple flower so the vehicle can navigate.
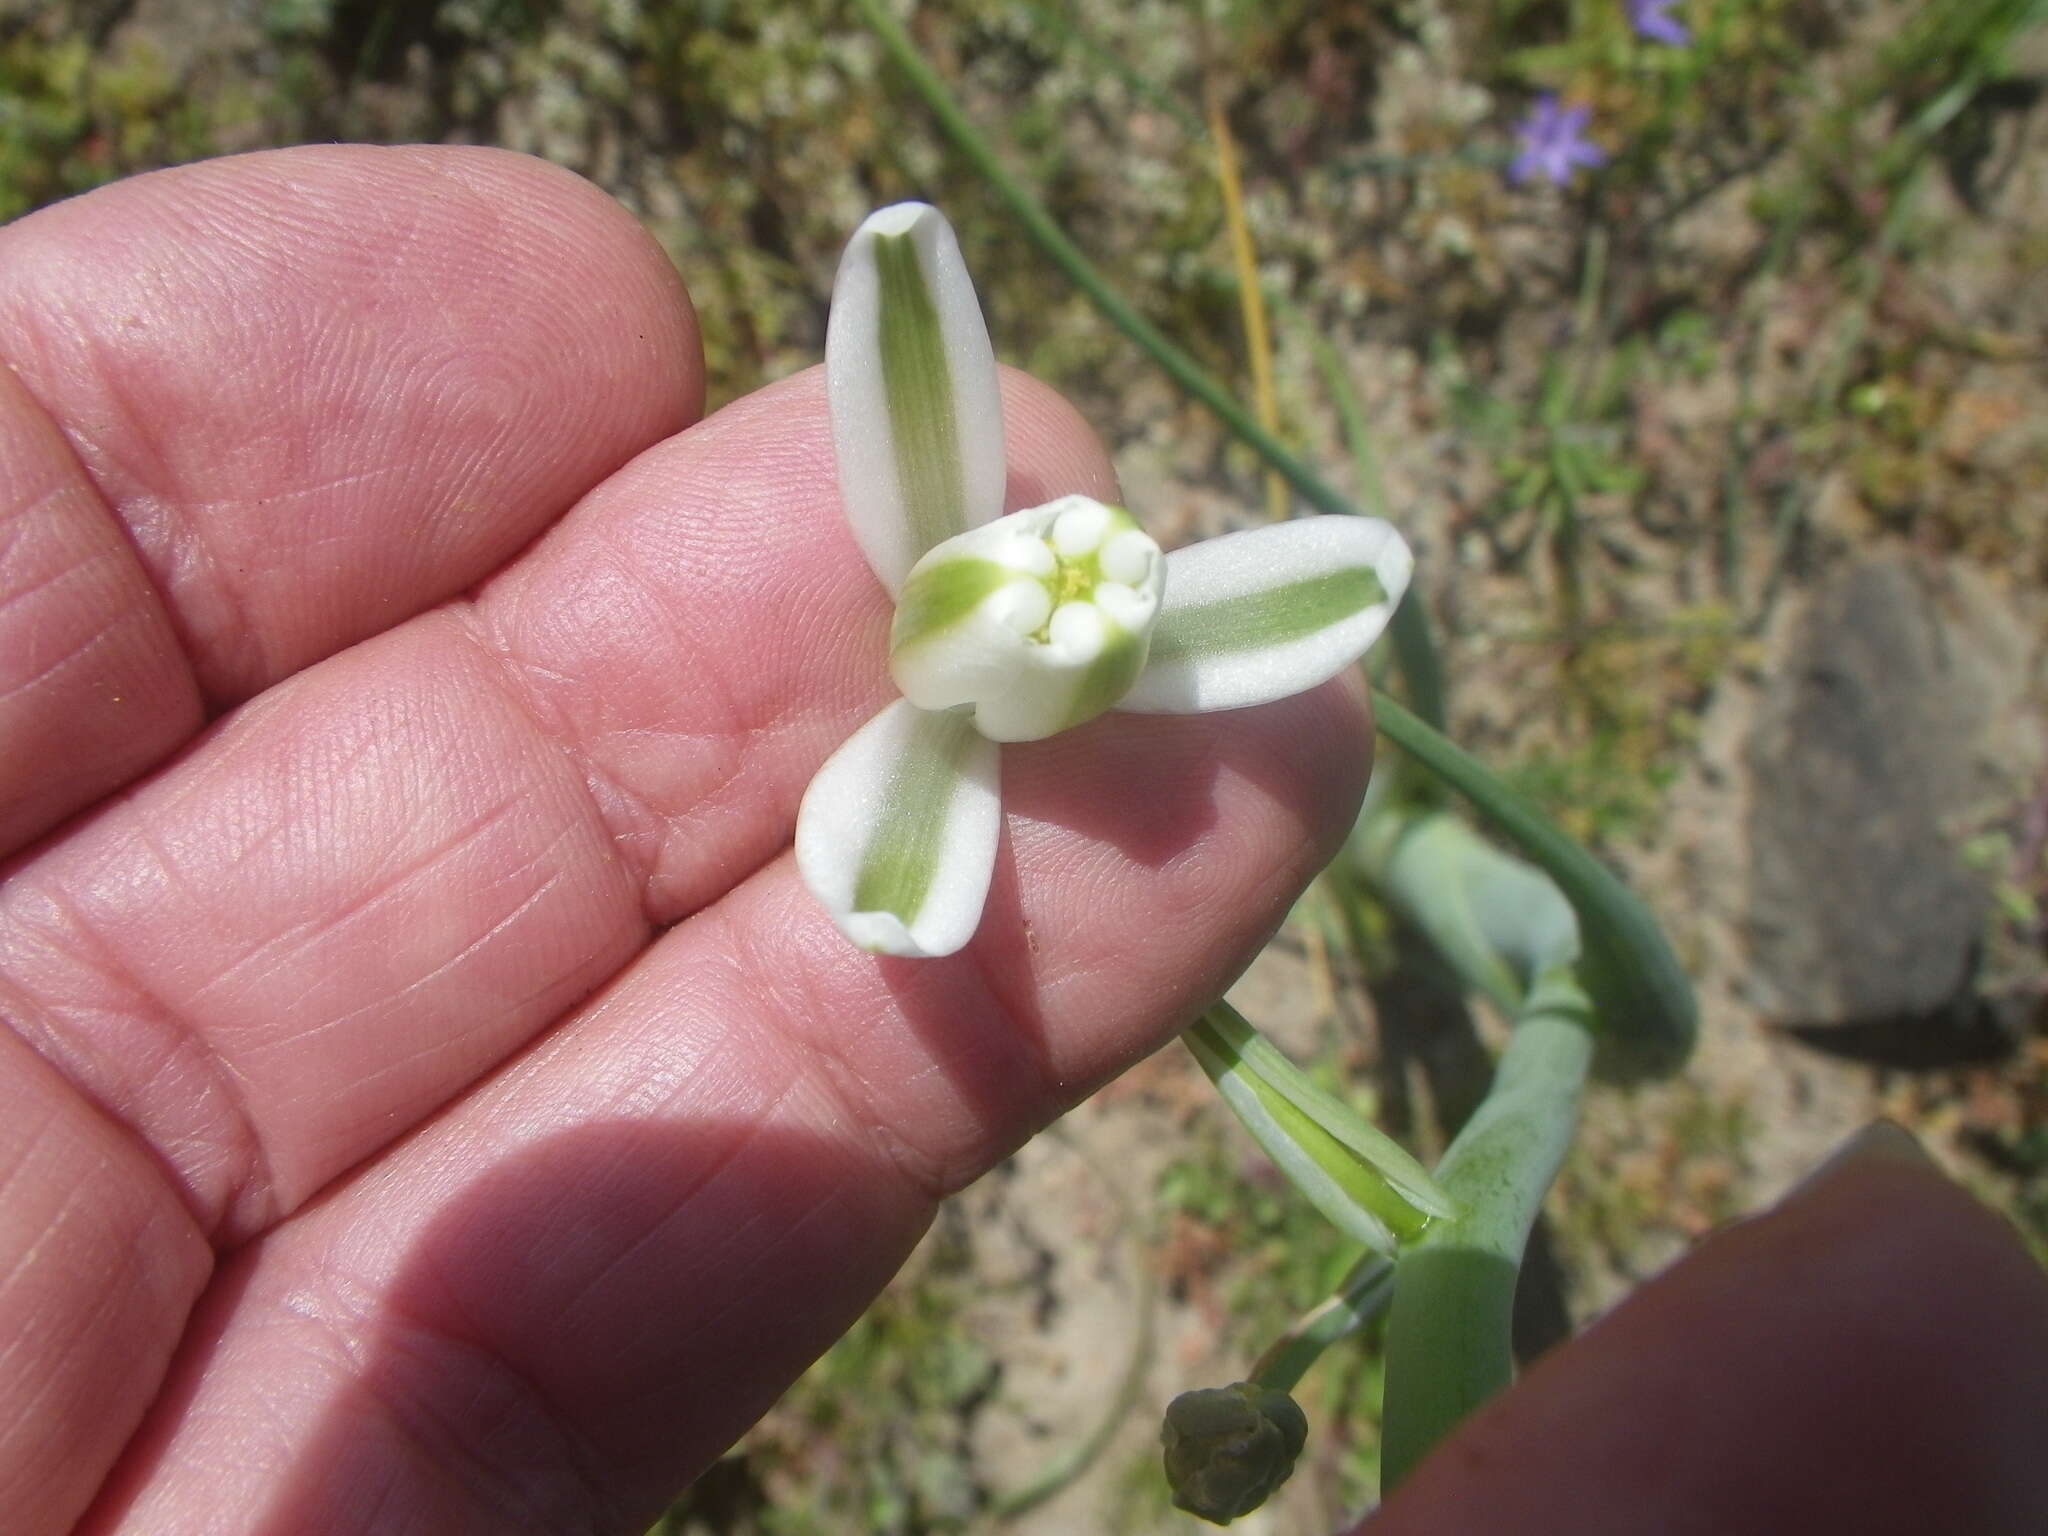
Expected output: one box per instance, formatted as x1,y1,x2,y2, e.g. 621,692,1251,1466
1509,96,1605,188
1627,0,1690,46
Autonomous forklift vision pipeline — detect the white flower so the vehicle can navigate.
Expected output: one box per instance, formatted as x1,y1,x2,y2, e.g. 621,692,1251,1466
796,203,1413,958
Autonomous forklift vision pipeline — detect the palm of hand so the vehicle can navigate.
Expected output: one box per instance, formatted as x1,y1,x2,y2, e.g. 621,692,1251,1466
0,147,1364,1534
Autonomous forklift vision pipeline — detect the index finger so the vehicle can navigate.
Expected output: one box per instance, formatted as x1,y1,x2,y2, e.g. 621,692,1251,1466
0,145,699,853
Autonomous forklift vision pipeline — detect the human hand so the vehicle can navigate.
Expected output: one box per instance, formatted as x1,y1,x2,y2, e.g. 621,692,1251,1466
0,146,1368,1533
1362,1128,2048,1535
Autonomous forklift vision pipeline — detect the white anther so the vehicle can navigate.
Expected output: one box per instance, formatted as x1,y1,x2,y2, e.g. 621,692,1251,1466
1093,581,1153,632
1099,528,1157,585
986,580,1053,635
995,535,1057,577
1047,601,1107,663
1051,500,1112,557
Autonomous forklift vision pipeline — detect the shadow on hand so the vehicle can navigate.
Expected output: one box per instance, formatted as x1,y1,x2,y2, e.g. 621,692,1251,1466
102,1116,925,1535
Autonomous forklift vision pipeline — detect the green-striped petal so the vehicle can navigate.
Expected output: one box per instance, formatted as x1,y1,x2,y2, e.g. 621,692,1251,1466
794,698,1002,957
1119,516,1412,714
826,203,1006,595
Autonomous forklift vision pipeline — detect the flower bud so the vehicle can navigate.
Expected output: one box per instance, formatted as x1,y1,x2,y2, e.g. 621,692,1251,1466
888,495,1164,742
1161,1381,1309,1524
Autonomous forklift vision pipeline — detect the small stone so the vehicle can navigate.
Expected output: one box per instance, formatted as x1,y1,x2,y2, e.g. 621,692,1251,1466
1744,552,2031,1048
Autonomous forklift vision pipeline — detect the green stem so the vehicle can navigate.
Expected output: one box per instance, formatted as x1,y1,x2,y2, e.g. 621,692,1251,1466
1369,693,1695,1081
853,0,1446,726
1379,969,1594,1492
1309,329,1389,523
1248,1252,1396,1394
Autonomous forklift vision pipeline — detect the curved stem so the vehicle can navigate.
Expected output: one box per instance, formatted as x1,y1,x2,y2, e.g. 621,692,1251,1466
1370,693,1696,1080
1379,970,1594,1491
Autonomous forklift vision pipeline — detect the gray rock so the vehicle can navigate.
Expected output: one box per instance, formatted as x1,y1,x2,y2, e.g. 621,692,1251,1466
1744,552,2030,1045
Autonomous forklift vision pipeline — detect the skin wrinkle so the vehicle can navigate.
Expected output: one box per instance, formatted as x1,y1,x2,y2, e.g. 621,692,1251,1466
459,587,787,930
177,792,535,1007
654,927,858,1157
190,460,407,514
0,888,273,1240
0,366,199,845
447,600,693,930
641,1159,905,1461
538,1080,876,1399
0,1105,69,1297
290,892,634,1156
0,980,244,1233
53,311,260,696
0,1035,210,1532
265,863,572,1074
642,699,813,916
724,888,1060,1205
11,596,645,1248
0,474,68,563
0,479,70,593
236,1038,835,1534
0,603,119,714
709,903,950,1205
0,1179,138,1411
327,855,578,1054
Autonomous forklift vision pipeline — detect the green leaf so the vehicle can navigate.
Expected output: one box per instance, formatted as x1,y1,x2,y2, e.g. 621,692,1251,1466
1185,1003,1454,1257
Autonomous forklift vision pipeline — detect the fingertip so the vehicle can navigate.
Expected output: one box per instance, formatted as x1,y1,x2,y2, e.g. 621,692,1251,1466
429,145,707,422
0,144,704,703
996,367,1121,513
1367,1131,2048,1535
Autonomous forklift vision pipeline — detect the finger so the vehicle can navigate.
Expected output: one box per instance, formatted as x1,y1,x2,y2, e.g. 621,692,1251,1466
0,368,1114,1246
0,364,199,852
0,144,698,833
1366,1136,2048,1535
0,1028,208,1536
84,684,1371,1534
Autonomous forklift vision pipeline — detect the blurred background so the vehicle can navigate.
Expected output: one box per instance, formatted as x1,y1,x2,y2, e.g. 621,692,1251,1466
6,0,2044,1529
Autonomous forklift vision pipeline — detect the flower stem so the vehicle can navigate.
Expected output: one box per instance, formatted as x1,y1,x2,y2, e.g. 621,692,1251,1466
1248,1251,1396,1394
1378,969,1594,1492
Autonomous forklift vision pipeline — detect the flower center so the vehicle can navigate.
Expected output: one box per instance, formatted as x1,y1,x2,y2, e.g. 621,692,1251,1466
887,495,1165,743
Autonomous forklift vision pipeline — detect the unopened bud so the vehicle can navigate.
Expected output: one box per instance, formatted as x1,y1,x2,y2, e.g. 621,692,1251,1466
1161,1381,1308,1525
